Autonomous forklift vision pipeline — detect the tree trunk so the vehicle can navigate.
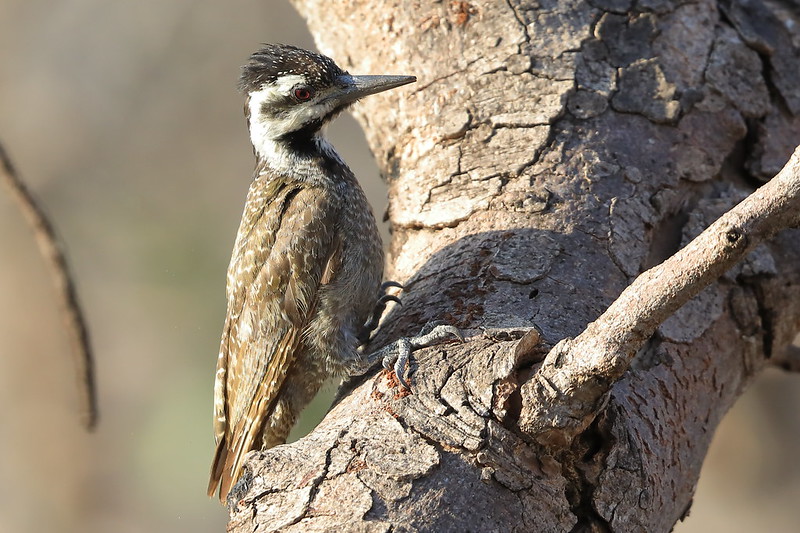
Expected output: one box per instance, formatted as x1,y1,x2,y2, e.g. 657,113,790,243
226,0,800,531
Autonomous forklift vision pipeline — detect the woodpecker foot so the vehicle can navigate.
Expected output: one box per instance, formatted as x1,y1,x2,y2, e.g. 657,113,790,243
371,323,464,389
358,281,404,344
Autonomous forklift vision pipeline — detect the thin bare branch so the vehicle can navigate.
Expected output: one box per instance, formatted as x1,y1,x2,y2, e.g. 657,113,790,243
0,142,98,430
520,145,800,446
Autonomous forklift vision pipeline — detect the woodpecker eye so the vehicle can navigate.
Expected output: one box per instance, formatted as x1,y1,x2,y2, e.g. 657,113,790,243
293,86,314,102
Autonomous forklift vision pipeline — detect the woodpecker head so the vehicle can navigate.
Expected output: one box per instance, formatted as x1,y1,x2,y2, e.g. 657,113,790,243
240,44,415,160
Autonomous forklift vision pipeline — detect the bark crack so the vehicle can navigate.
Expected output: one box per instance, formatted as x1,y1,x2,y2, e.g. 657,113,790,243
565,416,613,533
290,429,346,526
504,0,531,54
412,58,480,94
751,281,775,360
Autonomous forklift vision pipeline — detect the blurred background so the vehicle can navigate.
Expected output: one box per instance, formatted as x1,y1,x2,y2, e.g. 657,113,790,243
0,1,797,532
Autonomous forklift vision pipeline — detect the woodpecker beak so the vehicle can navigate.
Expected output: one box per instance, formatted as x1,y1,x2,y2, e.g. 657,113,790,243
332,74,416,105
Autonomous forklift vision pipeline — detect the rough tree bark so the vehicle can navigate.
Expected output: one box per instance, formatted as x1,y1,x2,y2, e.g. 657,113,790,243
226,1,800,531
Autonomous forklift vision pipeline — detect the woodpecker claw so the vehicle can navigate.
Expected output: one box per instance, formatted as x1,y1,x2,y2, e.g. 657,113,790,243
381,280,404,292
358,281,405,344
375,324,464,389
379,294,403,306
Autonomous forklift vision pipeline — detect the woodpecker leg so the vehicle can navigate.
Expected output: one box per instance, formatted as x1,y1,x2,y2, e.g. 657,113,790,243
369,323,464,389
358,281,404,344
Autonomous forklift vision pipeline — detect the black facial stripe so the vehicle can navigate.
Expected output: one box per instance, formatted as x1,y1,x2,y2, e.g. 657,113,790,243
281,119,326,147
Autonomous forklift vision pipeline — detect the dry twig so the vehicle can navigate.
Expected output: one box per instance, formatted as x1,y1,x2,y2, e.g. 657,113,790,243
0,142,98,430
520,145,800,446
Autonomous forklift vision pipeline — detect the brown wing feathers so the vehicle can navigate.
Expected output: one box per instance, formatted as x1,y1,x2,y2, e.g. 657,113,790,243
208,186,337,501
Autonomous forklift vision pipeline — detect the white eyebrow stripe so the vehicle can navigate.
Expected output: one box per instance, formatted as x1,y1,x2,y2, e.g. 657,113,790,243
275,74,307,94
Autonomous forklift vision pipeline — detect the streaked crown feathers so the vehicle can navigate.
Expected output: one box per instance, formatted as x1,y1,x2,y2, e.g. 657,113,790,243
239,44,346,94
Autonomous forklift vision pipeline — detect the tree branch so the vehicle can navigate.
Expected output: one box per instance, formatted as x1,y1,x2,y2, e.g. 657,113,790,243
0,141,98,430
227,0,800,530
520,145,800,446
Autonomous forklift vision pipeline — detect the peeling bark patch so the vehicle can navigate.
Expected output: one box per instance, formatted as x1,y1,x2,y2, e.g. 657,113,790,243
440,108,471,141
576,38,617,96
673,108,747,182
512,327,547,366
611,59,680,123
524,0,598,57
595,12,657,67
705,25,769,119
653,1,717,90
721,0,800,115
